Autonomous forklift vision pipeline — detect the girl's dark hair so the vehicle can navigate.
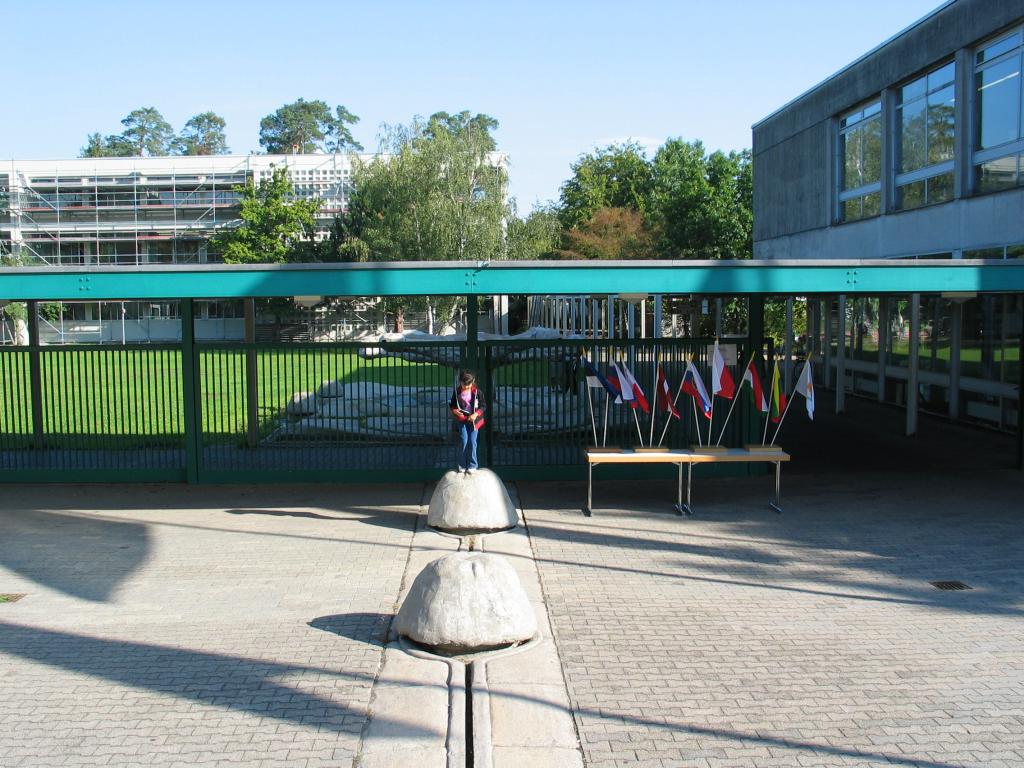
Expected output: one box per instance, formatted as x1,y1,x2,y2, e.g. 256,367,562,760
459,369,476,386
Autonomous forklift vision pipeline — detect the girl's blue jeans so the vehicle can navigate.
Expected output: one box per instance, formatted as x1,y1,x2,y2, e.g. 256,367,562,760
456,421,479,470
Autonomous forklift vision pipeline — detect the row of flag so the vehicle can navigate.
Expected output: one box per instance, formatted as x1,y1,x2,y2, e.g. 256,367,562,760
581,346,815,429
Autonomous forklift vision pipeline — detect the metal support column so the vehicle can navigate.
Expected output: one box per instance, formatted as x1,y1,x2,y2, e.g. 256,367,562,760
27,300,44,449
466,294,479,373
784,297,794,391
878,298,888,403
836,294,846,414
823,297,833,389
180,298,201,483
907,293,920,436
748,295,766,447
244,298,258,449
654,294,663,339
1017,298,1023,470
949,300,962,421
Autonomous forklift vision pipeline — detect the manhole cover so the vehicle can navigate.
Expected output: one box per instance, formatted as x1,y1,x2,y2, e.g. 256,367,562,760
930,581,971,591
0,594,26,603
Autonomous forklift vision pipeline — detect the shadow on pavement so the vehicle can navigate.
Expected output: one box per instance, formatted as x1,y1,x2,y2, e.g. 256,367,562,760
0,508,149,602
0,621,434,738
309,612,393,645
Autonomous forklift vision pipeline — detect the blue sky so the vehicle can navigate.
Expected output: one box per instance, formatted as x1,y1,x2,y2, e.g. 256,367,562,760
3,0,944,211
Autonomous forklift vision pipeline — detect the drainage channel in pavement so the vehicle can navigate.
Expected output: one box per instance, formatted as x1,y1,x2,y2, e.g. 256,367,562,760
356,491,583,768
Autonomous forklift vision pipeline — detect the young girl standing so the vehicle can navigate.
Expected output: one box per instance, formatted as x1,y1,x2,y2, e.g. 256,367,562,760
449,369,485,474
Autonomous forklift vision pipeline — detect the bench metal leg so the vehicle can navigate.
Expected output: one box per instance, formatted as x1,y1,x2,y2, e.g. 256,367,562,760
676,462,694,516
769,461,783,514
583,462,594,516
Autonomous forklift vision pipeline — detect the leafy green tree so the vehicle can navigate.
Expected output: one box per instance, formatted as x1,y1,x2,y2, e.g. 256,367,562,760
558,142,654,228
120,107,175,156
649,140,752,259
80,131,135,158
259,99,363,154
80,108,175,157
505,205,561,260
424,111,499,152
325,106,363,153
556,207,655,260
176,112,229,155
334,113,506,330
210,167,322,264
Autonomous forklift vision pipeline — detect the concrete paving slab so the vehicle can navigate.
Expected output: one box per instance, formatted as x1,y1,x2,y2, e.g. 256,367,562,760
517,468,1024,768
491,746,585,768
487,683,578,748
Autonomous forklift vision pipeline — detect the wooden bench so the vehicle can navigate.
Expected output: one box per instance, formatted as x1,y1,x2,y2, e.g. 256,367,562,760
584,447,791,517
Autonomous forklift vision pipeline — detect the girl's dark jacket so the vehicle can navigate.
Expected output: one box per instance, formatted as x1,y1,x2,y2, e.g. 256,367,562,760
450,385,486,430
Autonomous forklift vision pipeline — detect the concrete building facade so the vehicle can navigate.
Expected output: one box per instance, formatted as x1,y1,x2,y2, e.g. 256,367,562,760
753,0,1024,261
752,0,1024,435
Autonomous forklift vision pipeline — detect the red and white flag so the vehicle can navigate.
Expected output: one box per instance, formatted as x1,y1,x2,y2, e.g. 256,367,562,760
656,364,680,419
613,361,650,414
742,358,768,413
711,341,736,399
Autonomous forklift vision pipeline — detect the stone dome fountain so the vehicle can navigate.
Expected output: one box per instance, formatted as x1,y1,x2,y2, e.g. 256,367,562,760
394,552,537,656
426,468,518,534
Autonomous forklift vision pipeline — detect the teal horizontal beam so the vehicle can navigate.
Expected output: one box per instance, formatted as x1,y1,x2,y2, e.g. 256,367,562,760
2,260,1023,300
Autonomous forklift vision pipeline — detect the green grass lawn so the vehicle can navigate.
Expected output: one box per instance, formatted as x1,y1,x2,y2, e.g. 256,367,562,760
0,346,555,449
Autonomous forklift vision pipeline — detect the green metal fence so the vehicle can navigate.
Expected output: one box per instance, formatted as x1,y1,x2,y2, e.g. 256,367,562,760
0,329,762,482
0,344,185,479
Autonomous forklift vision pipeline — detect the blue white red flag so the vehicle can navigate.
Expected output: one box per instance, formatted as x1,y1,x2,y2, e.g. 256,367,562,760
581,356,621,402
681,360,712,420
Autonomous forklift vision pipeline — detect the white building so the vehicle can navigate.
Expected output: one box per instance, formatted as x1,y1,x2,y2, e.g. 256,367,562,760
0,153,367,267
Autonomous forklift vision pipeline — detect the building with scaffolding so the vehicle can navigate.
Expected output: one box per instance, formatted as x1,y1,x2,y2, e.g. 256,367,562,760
0,154,362,267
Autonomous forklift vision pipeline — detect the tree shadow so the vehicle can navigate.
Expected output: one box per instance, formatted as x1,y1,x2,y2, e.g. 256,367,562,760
515,468,1024,618
0,620,435,738
0,508,149,602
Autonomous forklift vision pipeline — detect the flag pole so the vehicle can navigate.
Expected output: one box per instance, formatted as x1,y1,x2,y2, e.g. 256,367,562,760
657,376,685,447
586,379,598,446
602,392,610,447
770,353,812,445
762,358,776,445
692,396,703,447
648,349,657,447
715,352,753,446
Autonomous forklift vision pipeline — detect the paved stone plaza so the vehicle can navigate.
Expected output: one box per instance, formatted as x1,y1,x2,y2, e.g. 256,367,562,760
1,467,1023,767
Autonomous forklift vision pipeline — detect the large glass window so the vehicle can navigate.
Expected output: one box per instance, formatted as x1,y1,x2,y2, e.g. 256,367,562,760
973,28,1024,192
838,100,882,222
895,62,956,210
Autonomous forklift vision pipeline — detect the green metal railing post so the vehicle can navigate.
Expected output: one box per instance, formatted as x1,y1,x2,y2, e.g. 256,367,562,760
483,342,494,467
180,298,200,483
748,295,766,447
1018,304,1023,471
26,301,44,449
244,298,258,449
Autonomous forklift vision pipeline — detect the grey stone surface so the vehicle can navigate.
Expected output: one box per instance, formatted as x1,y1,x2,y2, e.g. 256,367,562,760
518,469,1024,768
427,469,518,533
0,483,420,768
394,553,537,654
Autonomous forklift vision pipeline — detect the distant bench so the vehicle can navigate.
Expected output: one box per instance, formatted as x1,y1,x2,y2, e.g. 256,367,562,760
584,447,791,517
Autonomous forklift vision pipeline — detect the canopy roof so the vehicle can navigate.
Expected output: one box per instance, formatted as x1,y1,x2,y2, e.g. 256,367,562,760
3,259,1023,301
